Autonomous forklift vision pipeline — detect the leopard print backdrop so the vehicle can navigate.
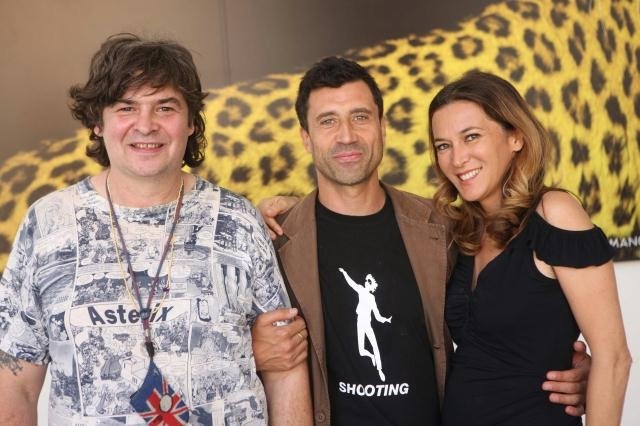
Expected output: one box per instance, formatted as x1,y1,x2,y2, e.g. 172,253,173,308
0,0,638,269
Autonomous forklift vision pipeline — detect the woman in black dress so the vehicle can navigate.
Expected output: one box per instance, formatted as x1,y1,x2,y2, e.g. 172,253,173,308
429,71,631,425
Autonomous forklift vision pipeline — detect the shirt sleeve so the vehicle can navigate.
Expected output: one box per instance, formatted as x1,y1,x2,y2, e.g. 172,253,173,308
0,207,50,365
246,203,291,325
527,212,614,268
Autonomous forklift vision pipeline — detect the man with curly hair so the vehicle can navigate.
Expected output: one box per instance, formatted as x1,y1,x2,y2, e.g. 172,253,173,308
0,33,311,425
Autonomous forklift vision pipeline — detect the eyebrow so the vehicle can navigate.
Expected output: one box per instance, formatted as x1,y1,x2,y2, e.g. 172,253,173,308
314,107,373,121
114,97,182,105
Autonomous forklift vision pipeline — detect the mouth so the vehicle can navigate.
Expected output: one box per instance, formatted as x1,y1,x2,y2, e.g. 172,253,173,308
333,149,364,163
130,143,164,149
457,168,480,181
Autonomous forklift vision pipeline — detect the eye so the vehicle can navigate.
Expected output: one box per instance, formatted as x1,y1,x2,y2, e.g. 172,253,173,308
117,106,134,112
434,142,450,152
319,117,336,126
353,113,369,122
158,106,176,113
464,133,480,142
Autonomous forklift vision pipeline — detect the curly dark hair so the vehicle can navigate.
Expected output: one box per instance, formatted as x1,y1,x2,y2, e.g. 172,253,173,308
69,33,208,167
295,56,383,131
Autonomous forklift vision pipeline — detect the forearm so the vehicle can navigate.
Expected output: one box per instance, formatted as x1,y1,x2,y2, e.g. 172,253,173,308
585,351,632,426
262,362,312,425
0,351,46,426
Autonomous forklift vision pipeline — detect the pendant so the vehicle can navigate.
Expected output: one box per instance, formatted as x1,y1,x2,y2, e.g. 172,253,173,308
130,360,189,424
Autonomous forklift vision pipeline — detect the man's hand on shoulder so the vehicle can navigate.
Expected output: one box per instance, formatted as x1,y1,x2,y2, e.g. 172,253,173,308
257,196,299,240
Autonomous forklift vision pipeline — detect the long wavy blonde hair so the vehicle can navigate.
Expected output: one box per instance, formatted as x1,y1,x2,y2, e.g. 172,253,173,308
428,71,551,255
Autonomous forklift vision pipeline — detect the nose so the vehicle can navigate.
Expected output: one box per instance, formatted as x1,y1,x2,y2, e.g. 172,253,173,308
451,144,469,168
336,120,357,144
134,109,159,135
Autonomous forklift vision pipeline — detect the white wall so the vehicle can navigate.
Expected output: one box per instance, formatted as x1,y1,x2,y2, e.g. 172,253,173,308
37,260,640,425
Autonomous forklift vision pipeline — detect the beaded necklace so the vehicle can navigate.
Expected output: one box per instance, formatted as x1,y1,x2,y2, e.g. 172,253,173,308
105,173,184,358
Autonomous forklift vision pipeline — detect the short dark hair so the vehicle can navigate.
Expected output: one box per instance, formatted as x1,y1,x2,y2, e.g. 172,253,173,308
69,33,208,167
295,56,383,131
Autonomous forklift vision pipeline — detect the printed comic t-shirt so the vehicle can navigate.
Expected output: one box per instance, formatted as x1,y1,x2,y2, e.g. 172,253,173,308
0,177,290,425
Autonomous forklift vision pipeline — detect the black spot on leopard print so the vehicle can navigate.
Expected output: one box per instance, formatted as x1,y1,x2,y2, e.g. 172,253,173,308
525,87,552,112
415,78,432,93
368,65,399,93
267,98,293,119
578,172,602,216
259,144,296,185
28,185,57,206
210,132,230,157
531,32,561,73
570,138,590,165
603,132,625,175
547,129,561,169
217,98,251,128
609,4,624,30
475,14,510,37
634,93,640,119
575,0,592,13
623,7,636,35
233,142,245,157
413,141,427,155
590,60,606,94
230,166,251,183
613,179,635,227
408,36,426,47
3,164,37,194
0,200,15,222
452,36,483,59
399,54,417,66
381,148,407,186
249,121,274,143
506,1,540,19
596,20,616,62
386,98,414,134
605,96,627,129
568,23,586,66
426,165,438,186
550,1,570,27
346,43,396,61
50,160,90,185
623,67,632,97
280,118,296,129
237,78,288,96
495,47,524,82
36,138,79,160
561,80,585,125
0,235,11,256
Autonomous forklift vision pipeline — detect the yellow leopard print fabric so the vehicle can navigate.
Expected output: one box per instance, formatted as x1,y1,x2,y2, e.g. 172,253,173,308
0,0,638,269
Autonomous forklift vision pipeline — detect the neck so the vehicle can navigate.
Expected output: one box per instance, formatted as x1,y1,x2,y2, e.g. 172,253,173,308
95,170,187,208
317,175,385,216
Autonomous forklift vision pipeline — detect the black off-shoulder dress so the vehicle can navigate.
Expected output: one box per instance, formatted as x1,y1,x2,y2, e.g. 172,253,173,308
442,212,613,426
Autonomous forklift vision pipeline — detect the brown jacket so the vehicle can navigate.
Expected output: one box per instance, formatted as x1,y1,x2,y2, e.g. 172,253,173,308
273,184,455,425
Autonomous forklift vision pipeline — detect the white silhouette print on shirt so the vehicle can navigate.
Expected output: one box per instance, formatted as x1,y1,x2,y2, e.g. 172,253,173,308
339,268,392,382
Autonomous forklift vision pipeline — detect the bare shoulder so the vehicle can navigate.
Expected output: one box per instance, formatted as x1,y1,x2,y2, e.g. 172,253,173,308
536,190,593,231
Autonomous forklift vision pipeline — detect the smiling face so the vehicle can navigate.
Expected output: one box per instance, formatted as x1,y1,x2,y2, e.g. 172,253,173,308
300,80,385,190
94,84,194,183
432,100,523,213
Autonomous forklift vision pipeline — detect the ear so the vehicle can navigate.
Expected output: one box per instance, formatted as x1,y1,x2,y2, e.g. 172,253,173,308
94,125,103,137
300,127,312,153
510,130,524,152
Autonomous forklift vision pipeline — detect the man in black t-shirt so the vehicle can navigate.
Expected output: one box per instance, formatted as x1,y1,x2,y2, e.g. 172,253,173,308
250,57,591,425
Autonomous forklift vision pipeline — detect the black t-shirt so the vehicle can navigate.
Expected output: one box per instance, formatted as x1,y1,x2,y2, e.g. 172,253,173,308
316,194,440,425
